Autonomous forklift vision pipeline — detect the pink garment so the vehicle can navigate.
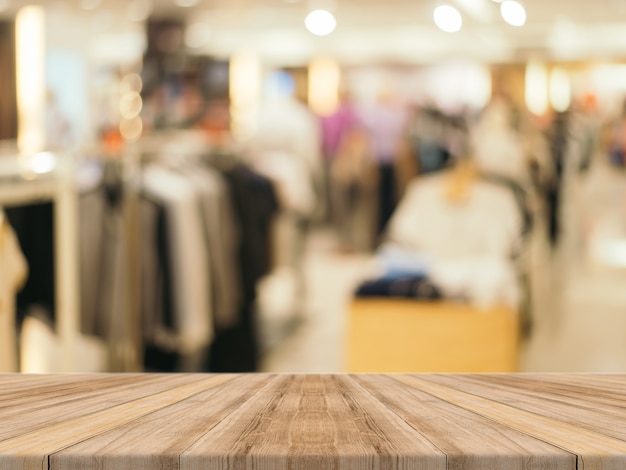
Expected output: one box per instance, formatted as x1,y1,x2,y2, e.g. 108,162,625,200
357,102,407,164
320,104,359,160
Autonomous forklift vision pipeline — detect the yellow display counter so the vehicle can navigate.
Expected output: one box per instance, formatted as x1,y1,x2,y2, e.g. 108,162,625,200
347,298,519,373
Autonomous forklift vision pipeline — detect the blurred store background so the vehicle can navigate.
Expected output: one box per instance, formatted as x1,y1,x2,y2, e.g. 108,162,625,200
1,0,626,373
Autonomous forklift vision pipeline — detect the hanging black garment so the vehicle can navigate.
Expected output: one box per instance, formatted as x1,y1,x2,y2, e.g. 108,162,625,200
208,165,279,373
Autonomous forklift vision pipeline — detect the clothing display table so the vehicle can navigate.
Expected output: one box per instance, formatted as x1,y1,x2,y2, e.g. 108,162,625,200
0,373,624,469
347,299,519,373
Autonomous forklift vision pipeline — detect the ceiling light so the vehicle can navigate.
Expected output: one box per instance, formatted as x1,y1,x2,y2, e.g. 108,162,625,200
434,5,463,33
501,0,526,26
174,0,199,7
305,9,336,36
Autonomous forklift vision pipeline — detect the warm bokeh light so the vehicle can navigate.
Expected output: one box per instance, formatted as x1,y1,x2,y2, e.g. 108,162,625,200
120,116,143,141
120,92,143,120
308,57,341,116
121,73,143,94
15,5,46,155
434,5,463,33
29,152,57,175
230,52,261,141
525,61,548,115
549,67,571,112
305,9,337,36
501,0,526,26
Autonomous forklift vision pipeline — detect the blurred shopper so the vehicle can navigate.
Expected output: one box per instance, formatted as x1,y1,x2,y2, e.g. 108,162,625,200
608,98,626,168
245,71,323,315
45,90,72,151
357,88,408,236
331,124,377,252
320,88,359,223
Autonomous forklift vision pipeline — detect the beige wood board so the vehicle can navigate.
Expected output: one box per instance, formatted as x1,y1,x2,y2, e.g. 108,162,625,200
0,374,624,469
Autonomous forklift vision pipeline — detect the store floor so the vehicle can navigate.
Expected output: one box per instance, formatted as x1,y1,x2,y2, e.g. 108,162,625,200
259,226,626,374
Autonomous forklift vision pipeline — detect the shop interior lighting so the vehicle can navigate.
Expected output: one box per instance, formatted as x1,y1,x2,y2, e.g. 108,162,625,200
525,61,548,115
434,5,463,33
308,57,341,115
501,0,526,26
229,52,261,141
305,9,337,36
29,152,57,175
549,67,571,112
15,5,45,155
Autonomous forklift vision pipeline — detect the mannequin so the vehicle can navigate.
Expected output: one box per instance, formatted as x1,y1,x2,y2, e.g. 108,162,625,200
0,210,28,372
445,156,478,204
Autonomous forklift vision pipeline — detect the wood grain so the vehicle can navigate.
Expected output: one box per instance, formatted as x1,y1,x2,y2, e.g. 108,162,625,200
0,374,625,469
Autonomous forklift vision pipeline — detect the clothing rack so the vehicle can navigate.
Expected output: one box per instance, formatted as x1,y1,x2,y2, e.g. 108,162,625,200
0,149,143,373
0,152,80,372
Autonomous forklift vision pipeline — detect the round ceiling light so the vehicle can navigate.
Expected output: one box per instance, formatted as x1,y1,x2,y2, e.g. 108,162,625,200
501,0,526,26
434,5,463,33
305,9,337,36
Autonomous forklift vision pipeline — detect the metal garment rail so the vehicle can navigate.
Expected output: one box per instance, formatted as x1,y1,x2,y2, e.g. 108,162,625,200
0,153,80,372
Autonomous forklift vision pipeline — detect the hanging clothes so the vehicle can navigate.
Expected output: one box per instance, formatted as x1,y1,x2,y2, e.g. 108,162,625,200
208,163,279,373
142,163,213,371
177,163,242,330
356,97,408,235
248,95,323,220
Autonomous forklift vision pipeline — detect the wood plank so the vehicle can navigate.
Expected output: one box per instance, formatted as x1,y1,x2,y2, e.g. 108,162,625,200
391,375,626,470
0,374,626,470
0,374,160,411
352,374,576,470
180,374,446,470
49,374,275,470
0,374,202,441
434,374,626,437
0,374,236,470
474,374,626,407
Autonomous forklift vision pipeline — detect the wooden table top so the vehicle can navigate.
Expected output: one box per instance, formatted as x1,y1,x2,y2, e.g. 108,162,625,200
0,373,625,469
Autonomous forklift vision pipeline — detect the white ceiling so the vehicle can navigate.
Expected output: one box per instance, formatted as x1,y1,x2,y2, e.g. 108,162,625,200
3,0,626,64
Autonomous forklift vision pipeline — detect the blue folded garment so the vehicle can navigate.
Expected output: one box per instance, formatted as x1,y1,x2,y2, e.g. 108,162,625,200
376,245,433,279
